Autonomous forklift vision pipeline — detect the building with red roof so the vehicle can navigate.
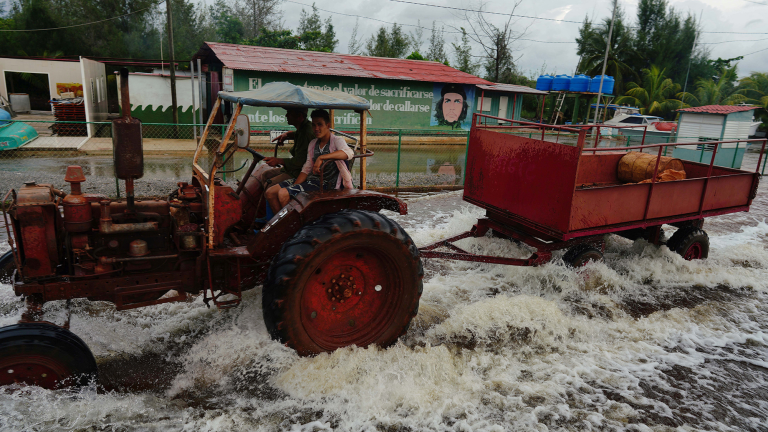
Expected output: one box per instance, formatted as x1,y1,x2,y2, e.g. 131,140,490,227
672,104,762,169
192,42,540,130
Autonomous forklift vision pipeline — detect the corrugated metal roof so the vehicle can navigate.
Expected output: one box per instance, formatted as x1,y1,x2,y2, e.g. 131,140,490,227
678,105,759,114
476,83,548,95
195,42,493,85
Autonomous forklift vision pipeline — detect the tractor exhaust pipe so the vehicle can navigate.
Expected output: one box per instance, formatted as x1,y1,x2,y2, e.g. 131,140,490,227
112,68,144,214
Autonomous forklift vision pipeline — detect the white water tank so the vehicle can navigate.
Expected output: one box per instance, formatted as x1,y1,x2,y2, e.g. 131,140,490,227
10,93,31,113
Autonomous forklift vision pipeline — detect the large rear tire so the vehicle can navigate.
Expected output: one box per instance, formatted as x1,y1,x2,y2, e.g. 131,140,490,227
0,323,98,389
667,227,709,260
263,210,423,356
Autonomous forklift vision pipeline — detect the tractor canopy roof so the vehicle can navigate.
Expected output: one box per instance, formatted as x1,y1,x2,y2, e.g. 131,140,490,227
218,82,371,111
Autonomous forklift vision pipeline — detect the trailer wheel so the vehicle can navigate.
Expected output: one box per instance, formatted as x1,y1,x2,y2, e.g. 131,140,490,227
0,323,98,389
263,210,423,356
563,244,604,267
667,227,709,260
0,251,14,284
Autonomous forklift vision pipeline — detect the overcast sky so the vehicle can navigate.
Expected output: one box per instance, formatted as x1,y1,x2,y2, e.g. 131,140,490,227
267,0,768,79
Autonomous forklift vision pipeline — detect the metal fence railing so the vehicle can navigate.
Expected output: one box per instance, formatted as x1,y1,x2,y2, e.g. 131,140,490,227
1,119,765,199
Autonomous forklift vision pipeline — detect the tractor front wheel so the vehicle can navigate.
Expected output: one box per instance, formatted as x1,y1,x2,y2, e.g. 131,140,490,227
0,250,15,284
263,210,423,356
0,323,98,389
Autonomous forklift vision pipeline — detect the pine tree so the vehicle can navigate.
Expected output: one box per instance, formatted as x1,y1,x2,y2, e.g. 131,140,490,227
452,27,478,74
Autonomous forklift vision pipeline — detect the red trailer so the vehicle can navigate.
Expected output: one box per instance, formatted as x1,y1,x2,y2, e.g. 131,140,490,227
420,114,765,266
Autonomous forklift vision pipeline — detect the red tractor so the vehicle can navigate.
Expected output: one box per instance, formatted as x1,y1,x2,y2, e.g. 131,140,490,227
0,72,423,388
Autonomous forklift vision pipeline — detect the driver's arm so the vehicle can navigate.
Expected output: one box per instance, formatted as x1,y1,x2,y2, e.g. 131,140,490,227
293,172,308,185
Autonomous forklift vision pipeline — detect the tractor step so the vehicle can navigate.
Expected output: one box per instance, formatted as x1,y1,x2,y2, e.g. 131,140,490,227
114,282,186,310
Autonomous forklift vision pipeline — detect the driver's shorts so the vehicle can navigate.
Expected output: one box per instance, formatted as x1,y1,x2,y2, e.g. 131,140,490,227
279,178,324,197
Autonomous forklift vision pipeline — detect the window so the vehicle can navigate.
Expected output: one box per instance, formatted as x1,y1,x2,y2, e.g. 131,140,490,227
619,116,644,124
476,97,492,112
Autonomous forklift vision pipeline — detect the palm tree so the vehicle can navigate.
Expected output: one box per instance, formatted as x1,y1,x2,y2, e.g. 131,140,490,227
576,10,638,96
678,66,742,106
738,72,768,110
737,72,768,130
615,66,683,116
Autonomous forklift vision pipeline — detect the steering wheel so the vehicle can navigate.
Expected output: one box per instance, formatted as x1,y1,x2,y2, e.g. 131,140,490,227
243,147,266,162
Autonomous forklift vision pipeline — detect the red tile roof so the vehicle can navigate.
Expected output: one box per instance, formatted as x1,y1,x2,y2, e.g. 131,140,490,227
195,42,492,85
677,105,759,114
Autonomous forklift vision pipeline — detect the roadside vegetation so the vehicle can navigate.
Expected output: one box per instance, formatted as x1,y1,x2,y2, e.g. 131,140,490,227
0,0,765,128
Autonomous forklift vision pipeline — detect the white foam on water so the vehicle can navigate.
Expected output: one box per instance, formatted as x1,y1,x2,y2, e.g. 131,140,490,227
2,202,768,430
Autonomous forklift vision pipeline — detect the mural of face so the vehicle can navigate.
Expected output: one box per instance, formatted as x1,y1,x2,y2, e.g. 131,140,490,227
442,93,464,123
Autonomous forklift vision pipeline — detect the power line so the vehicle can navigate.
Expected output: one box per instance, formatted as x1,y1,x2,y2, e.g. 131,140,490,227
0,1,164,32
386,0,768,35
387,0,584,24
285,0,575,44
701,36,768,44
741,46,768,56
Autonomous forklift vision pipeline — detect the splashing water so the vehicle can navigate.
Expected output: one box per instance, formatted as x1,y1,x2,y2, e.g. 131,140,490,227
2,189,768,431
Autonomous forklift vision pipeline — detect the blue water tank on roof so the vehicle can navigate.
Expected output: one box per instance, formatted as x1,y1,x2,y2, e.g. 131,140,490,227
552,75,572,91
589,75,615,95
569,74,590,92
536,75,554,91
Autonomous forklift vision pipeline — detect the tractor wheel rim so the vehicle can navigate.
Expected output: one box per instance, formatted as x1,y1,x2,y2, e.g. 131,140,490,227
0,354,71,389
684,242,703,260
300,246,401,351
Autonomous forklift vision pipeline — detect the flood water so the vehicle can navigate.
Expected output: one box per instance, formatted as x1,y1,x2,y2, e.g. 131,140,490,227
1,155,768,431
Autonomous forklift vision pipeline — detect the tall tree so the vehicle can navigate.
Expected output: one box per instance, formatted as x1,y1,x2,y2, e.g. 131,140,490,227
245,28,300,49
679,66,742,106
575,7,637,96
348,18,362,55
235,0,283,40
736,72,768,130
616,66,682,116
210,0,245,44
297,4,337,52
452,27,478,75
738,72,768,110
364,24,409,58
462,0,529,83
409,20,424,54
633,0,700,85
426,21,447,64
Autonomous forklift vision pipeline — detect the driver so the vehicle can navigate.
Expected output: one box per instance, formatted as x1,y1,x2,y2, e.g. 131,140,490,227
265,109,354,213
251,107,313,186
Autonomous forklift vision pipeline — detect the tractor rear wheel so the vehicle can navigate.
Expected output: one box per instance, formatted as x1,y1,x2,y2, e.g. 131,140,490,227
0,323,98,389
563,244,604,267
667,227,709,260
263,210,423,356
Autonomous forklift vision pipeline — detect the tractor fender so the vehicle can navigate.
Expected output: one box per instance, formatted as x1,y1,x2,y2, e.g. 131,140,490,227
246,189,407,260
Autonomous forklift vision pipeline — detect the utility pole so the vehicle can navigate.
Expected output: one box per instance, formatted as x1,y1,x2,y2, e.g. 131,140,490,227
593,0,617,126
681,10,703,110
166,0,179,128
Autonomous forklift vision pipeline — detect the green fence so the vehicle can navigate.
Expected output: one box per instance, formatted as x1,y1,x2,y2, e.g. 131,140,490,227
1,119,764,199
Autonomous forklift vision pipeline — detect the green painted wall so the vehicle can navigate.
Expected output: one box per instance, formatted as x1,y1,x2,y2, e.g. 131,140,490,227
235,71,438,129
126,105,199,124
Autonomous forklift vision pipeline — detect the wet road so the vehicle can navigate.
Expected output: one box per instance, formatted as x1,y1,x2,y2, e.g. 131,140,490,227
0,155,767,431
